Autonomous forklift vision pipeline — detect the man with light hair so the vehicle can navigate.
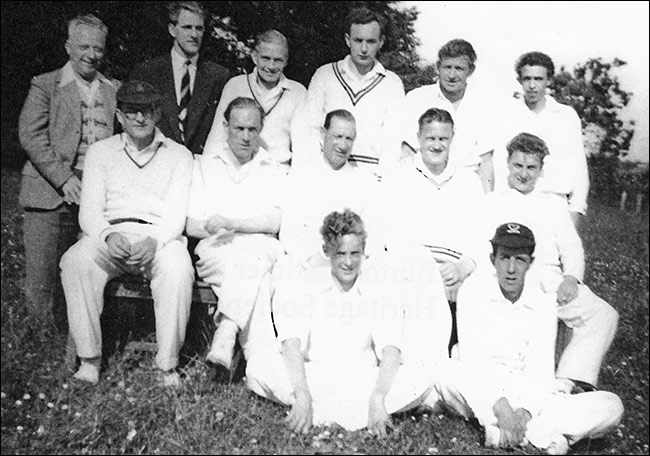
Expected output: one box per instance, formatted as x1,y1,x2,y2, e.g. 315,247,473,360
204,29,306,170
18,13,119,330
131,1,230,155
402,39,495,192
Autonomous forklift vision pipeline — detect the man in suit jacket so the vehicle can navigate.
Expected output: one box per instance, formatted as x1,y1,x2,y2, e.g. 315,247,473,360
130,1,230,155
18,13,119,330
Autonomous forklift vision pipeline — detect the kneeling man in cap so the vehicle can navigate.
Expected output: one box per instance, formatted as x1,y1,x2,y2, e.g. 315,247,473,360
60,80,194,387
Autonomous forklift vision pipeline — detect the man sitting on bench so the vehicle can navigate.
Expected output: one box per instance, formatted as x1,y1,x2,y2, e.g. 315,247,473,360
60,80,194,387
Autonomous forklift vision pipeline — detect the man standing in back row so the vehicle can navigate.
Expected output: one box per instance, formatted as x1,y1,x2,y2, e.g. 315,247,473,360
291,6,404,180
204,29,306,170
131,1,229,155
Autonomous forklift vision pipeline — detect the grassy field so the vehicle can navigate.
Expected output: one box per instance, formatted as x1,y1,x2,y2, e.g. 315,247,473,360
1,167,648,455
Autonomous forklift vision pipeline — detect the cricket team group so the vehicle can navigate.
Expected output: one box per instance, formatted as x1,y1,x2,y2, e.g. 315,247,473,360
17,2,624,453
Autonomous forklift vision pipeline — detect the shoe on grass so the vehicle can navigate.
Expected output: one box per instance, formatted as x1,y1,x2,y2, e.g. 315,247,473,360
162,370,181,388
545,434,569,455
206,318,237,370
73,360,100,385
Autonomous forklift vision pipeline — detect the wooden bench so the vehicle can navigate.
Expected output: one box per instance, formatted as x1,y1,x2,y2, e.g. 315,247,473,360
65,275,218,368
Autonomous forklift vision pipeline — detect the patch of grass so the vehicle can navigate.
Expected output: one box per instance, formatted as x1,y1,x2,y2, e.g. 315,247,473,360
2,167,648,454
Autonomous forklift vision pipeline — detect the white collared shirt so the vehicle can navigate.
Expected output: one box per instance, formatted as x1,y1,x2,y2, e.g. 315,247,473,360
494,94,590,215
59,61,113,104
273,260,403,367
456,269,557,416
171,48,198,103
187,142,285,222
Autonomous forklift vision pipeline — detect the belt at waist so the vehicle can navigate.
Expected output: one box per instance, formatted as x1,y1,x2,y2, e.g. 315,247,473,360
108,218,153,225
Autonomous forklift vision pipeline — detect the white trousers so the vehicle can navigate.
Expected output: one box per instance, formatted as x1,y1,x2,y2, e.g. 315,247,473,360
551,284,619,385
60,235,193,371
246,350,435,431
195,234,283,331
429,359,624,451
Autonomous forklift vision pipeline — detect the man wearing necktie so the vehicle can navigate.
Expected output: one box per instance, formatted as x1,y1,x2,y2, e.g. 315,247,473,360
130,1,229,155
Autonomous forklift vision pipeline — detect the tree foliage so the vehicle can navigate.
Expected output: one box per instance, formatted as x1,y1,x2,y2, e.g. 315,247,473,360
550,58,637,204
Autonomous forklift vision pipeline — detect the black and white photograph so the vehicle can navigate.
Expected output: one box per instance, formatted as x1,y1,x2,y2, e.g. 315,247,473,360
1,1,648,454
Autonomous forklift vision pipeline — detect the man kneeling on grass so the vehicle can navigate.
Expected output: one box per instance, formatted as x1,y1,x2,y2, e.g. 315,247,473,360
60,80,194,387
447,222,623,454
245,209,438,436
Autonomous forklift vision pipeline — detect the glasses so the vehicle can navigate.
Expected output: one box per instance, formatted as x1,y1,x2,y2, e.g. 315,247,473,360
120,106,156,121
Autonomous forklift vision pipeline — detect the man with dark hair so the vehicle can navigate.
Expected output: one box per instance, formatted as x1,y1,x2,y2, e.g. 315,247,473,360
60,80,194,387
280,109,381,267
186,96,285,371
130,1,229,155
402,38,494,192
204,29,306,170
485,132,619,395
494,51,589,230
445,222,623,454
18,13,120,329
291,6,404,179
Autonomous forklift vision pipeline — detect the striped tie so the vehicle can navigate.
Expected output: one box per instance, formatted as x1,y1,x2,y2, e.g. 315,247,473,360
178,59,191,143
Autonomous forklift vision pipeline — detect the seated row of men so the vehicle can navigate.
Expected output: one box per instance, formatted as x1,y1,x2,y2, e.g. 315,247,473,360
59,79,622,453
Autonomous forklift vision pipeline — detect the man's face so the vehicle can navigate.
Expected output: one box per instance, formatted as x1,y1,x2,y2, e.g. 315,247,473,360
437,56,473,97
321,117,356,170
507,150,543,194
325,233,365,291
252,41,288,87
226,107,263,164
117,104,159,144
491,246,533,303
65,25,106,81
519,65,550,106
169,9,204,58
345,22,384,72
418,121,454,172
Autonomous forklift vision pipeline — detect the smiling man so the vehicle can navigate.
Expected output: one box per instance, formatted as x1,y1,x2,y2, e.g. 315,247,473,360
494,51,589,230
130,1,229,155
18,14,120,331
186,97,286,371
445,221,624,454
485,132,619,396
60,80,194,387
402,39,495,192
204,30,306,170
291,7,404,179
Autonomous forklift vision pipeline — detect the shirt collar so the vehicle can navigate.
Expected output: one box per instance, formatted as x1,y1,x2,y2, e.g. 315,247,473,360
487,269,539,310
312,265,365,296
414,153,456,186
213,141,273,168
171,48,198,67
515,92,563,114
59,61,112,88
341,55,387,78
122,127,166,153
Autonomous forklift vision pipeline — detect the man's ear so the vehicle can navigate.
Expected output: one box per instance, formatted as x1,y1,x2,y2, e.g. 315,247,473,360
489,252,496,266
344,33,351,50
168,22,177,39
251,49,258,66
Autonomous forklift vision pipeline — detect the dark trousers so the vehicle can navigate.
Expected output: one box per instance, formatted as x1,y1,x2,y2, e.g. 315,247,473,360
23,204,79,332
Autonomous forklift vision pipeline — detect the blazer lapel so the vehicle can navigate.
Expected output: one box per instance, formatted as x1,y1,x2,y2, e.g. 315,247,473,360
161,56,183,143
